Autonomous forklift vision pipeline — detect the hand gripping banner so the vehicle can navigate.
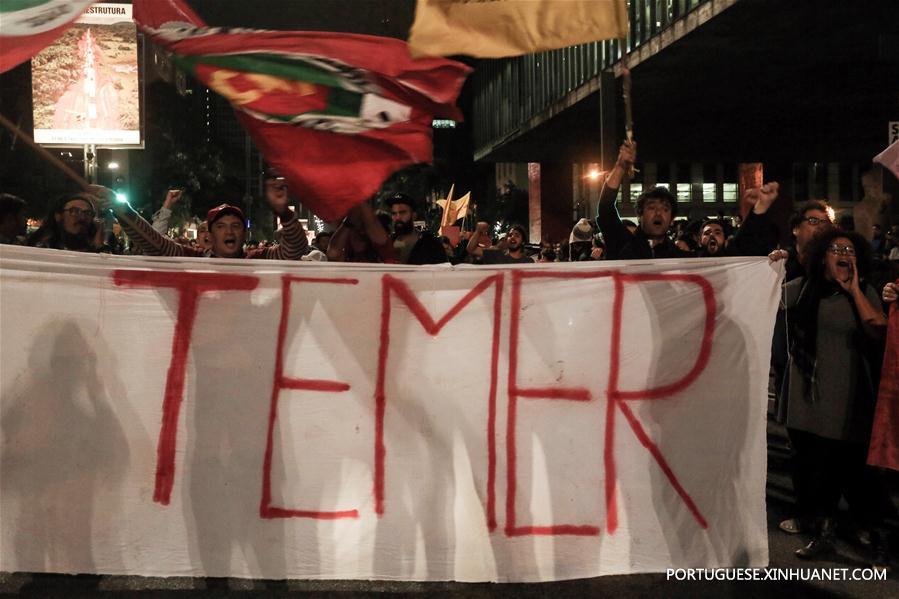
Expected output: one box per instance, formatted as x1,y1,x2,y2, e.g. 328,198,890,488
0,247,783,581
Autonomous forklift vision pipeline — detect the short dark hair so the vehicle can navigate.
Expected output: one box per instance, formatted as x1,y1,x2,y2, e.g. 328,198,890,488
508,223,527,242
789,200,830,230
700,218,731,238
636,186,677,218
0,193,25,220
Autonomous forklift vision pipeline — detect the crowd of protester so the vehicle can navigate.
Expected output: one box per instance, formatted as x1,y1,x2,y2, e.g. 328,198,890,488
2,141,899,572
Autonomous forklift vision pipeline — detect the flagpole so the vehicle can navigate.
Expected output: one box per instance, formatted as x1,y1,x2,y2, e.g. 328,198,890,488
0,112,91,192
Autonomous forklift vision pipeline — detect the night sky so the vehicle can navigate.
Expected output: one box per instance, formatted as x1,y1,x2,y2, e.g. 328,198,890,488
188,0,416,38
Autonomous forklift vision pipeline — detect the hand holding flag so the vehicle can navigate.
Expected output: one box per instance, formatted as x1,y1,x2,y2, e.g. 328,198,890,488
436,184,471,235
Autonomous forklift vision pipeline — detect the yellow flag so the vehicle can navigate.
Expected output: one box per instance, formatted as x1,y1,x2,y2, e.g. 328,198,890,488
436,185,471,235
408,0,629,58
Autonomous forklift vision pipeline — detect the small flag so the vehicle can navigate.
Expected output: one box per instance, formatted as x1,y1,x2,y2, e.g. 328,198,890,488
0,0,94,73
436,184,470,236
408,0,629,59
874,140,899,183
134,0,471,221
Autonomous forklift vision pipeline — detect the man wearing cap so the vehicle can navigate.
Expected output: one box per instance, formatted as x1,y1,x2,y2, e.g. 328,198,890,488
569,218,595,261
467,222,533,264
88,183,308,259
385,193,447,265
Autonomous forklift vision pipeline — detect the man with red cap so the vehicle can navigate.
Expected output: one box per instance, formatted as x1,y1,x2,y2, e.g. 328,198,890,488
88,183,308,259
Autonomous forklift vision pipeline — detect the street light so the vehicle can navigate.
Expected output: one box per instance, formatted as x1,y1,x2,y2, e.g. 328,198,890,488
108,161,120,170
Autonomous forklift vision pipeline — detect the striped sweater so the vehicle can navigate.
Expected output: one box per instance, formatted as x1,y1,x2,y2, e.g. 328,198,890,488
117,206,308,260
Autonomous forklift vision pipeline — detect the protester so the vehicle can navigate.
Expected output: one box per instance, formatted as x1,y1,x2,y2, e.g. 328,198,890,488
467,221,532,264
385,193,446,264
595,142,689,259
597,142,780,261
0,193,27,245
26,193,101,252
777,229,891,571
195,221,211,251
151,189,183,235
697,220,727,257
313,231,332,253
89,184,308,259
327,202,394,263
568,218,594,261
769,201,834,281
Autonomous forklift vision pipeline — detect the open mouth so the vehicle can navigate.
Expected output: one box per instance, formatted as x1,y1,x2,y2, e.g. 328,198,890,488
836,259,850,268
223,237,238,250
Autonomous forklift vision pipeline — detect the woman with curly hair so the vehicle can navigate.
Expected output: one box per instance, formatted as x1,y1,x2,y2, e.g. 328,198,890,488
781,228,892,570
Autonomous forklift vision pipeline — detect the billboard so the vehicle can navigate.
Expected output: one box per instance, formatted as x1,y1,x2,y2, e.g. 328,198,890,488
32,3,140,146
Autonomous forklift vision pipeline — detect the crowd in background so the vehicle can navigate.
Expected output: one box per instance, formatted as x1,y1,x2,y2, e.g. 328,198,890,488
2,144,899,572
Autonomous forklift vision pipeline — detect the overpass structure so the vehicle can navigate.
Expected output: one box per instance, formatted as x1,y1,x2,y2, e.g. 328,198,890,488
468,0,899,243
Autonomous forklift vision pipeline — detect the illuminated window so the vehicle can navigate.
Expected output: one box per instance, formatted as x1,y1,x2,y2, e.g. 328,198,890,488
629,183,643,203
702,183,717,203
723,183,738,202
676,183,691,202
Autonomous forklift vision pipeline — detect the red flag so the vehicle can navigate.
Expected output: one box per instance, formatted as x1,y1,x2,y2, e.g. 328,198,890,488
0,0,94,73
133,0,471,221
868,300,899,471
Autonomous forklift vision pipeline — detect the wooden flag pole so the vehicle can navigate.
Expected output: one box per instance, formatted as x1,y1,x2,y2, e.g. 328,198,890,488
0,112,91,192
619,51,638,178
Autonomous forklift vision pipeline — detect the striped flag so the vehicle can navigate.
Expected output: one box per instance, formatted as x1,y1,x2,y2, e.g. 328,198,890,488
0,0,94,73
408,0,629,58
134,0,471,221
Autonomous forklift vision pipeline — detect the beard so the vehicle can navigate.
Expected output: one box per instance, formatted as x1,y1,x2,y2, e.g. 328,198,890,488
62,228,92,250
393,219,414,236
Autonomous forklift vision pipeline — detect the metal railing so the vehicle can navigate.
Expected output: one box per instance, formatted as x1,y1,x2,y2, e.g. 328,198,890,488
471,0,709,156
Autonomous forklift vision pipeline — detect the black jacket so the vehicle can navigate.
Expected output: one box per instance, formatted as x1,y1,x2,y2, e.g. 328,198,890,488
595,182,779,260
405,231,448,265
594,183,692,260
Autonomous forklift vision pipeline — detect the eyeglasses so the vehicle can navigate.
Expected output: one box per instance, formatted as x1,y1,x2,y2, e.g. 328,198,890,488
63,207,95,218
802,216,828,226
827,243,856,256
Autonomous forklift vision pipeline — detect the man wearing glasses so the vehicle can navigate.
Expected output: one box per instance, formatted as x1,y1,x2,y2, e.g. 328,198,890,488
769,201,834,282
27,193,102,252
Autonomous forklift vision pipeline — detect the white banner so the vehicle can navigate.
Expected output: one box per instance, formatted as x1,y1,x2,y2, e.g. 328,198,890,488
0,247,782,581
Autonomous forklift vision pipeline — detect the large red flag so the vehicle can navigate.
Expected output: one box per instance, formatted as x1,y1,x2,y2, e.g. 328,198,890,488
0,0,94,73
869,300,899,471
133,0,471,221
